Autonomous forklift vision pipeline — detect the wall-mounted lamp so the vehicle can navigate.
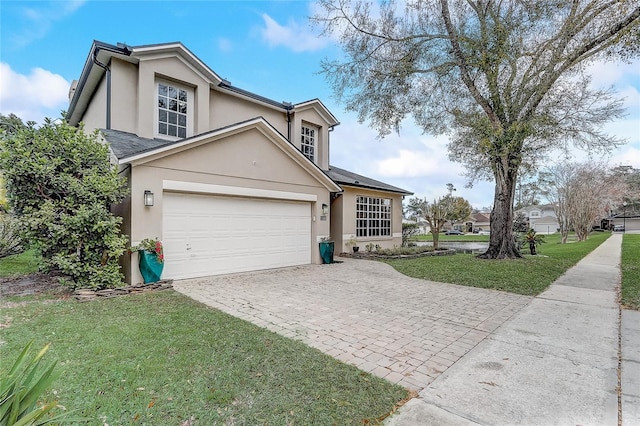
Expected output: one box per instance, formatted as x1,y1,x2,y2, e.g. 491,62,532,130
322,203,329,215
144,190,154,207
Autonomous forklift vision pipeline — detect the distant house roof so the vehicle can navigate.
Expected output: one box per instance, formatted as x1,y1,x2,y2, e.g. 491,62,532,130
326,166,413,195
472,212,491,223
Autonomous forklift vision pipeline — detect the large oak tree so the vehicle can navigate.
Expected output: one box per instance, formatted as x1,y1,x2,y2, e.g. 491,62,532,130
313,0,639,258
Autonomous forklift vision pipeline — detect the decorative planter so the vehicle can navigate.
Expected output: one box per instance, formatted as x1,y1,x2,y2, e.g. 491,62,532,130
319,241,334,264
138,250,164,284
352,246,360,253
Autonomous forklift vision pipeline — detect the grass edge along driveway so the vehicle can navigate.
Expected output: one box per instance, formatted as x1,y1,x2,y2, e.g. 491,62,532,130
0,290,409,425
386,232,611,296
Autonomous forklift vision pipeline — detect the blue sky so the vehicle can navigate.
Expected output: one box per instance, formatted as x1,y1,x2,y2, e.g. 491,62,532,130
1,1,639,209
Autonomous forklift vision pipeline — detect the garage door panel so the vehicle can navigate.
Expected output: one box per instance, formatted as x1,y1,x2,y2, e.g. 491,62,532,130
163,192,311,280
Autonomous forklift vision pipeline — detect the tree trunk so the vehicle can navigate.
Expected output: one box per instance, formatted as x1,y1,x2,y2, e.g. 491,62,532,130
478,158,523,259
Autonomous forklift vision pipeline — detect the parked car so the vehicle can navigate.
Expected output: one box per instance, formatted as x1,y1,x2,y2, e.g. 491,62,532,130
613,225,625,232
444,229,465,235
477,230,490,235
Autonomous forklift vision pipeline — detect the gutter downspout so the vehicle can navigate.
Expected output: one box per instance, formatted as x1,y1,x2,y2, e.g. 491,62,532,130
92,47,112,130
284,102,293,141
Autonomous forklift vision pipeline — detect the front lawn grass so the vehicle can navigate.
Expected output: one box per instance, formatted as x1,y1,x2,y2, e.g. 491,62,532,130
0,249,39,277
621,234,640,310
385,232,610,295
0,290,408,424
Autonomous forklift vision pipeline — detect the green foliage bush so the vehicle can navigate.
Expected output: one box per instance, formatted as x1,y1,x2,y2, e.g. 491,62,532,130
0,213,23,259
0,118,128,289
401,222,419,247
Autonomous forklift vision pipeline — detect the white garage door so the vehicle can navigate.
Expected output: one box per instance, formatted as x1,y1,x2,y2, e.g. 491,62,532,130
163,192,311,280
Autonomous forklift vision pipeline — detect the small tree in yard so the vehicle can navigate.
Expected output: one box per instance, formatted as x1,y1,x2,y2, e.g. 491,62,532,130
407,197,450,250
0,117,128,289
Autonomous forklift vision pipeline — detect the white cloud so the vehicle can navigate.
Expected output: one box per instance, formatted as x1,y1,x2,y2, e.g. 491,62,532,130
218,38,233,53
260,13,328,52
375,149,465,178
610,144,640,169
586,59,640,88
8,1,85,49
0,62,70,123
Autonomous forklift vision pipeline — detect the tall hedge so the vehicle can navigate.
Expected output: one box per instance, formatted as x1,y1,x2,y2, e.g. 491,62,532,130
0,118,129,289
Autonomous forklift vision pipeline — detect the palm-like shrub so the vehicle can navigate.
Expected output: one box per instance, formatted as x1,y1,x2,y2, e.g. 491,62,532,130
0,341,84,425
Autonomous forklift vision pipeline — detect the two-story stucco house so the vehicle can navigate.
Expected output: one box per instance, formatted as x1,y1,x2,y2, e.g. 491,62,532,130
67,41,412,284
516,204,560,234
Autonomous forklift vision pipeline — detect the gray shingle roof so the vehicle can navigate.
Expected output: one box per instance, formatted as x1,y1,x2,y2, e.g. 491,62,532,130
101,129,412,195
326,166,413,195
101,129,176,159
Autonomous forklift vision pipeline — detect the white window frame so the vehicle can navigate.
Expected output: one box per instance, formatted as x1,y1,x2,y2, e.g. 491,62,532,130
155,80,193,140
530,211,541,218
300,124,317,162
356,196,392,238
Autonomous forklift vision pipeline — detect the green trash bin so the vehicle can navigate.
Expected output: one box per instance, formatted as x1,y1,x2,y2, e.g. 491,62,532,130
319,241,334,264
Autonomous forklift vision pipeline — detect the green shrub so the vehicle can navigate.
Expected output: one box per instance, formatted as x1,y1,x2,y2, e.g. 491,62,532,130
0,118,128,289
402,222,419,247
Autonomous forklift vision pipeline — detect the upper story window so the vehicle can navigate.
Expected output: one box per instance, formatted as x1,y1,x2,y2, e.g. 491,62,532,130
157,81,192,139
530,211,541,218
301,124,316,162
356,196,391,238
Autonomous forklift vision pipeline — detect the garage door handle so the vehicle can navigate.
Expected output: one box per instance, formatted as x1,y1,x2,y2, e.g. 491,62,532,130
186,246,191,250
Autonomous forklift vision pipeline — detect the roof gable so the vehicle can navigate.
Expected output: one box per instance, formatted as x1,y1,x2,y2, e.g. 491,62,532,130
104,117,341,192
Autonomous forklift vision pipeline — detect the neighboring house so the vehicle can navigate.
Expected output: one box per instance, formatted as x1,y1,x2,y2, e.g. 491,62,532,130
609,211,640,232
402,218,430,235
67,41,412,284
517,205,559,234
453,212,490,233
469,212,491,232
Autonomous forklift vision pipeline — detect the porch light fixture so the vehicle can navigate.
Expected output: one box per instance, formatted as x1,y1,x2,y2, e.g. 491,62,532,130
144,190,154,207
322,203,329,215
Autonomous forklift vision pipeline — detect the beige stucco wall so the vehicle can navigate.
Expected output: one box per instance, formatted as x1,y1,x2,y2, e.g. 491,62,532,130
136,56,211,139
210,90,288,136
110,59,138,134
126,127,332,284
80,76,107,133
338,186,404,252
292,107,330,170
330,194,344,251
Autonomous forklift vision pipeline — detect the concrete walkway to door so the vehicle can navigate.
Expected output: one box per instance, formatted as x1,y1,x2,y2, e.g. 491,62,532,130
173,258,531,390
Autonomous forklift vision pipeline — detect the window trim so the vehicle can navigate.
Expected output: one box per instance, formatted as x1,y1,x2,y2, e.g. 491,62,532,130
300,124,317,163
155,79,194,140
355,196,392,238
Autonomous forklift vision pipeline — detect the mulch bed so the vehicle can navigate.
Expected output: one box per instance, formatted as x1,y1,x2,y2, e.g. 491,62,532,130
339,248,456,260
0,271,72,298
0,272,172,301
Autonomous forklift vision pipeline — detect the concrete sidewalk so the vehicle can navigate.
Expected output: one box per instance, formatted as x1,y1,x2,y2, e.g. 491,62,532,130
387,233,637,426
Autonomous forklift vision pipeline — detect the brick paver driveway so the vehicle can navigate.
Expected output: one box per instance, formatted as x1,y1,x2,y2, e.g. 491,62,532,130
173,257,532,390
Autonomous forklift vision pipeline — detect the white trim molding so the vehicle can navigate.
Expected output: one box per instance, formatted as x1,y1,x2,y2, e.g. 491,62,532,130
163,180,317,202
